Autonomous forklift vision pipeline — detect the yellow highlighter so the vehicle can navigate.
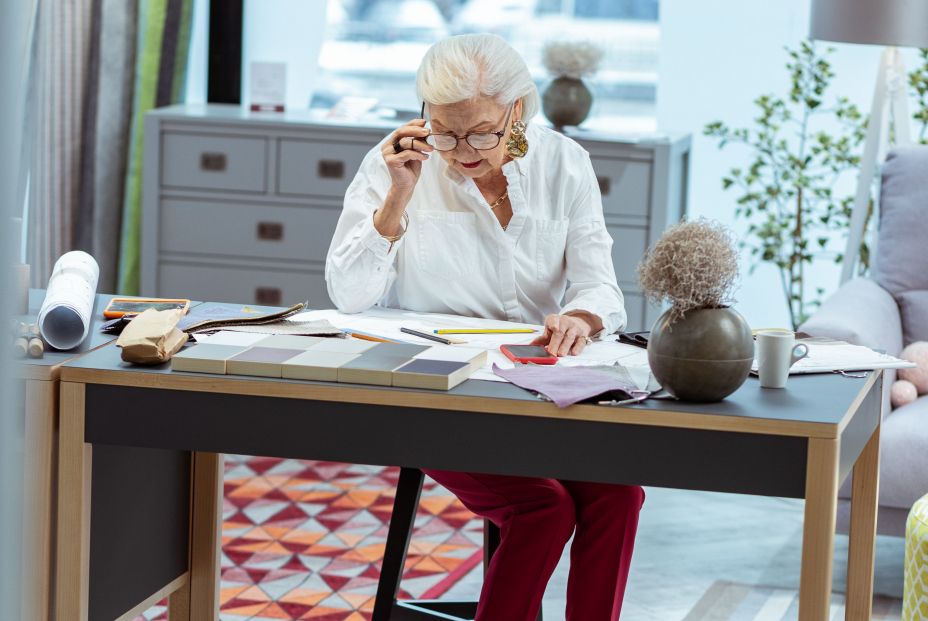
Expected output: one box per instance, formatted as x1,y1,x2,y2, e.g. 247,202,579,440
434,328,538,335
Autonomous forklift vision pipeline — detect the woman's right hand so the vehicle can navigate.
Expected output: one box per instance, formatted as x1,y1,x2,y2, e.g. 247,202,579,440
381,118,433,195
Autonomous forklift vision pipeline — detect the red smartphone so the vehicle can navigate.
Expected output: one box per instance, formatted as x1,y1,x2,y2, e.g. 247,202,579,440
500,344,558,365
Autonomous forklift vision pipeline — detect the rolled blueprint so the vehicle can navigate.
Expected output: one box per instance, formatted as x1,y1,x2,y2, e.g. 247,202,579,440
37,251,99,350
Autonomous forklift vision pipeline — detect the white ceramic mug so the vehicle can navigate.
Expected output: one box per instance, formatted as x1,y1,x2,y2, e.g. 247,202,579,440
756,330,809,388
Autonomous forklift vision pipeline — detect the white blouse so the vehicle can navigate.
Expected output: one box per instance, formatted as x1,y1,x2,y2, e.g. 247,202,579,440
324,122,627,335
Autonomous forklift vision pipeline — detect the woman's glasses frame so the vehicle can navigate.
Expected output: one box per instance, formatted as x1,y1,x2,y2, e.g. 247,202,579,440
420,101,514,152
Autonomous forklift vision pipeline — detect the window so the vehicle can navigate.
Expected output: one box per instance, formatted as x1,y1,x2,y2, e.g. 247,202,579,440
315,0,658,128
235,0,658,130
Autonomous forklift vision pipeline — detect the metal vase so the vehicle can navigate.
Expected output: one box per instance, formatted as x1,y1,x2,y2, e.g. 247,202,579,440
647,307,754,402
542,77,593,130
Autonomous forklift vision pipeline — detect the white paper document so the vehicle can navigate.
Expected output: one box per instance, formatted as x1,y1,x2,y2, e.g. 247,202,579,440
37,251,99,350
293,308,651,385
751,338,917,375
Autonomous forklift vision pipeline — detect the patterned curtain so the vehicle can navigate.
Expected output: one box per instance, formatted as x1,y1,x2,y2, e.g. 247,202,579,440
26,0,192,293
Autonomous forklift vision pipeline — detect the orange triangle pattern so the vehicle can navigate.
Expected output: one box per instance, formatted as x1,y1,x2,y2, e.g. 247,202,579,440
135,457,483,621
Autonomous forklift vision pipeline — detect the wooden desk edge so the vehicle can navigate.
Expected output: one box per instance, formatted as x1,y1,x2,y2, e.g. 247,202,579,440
835,370,882,435
60,366,842,439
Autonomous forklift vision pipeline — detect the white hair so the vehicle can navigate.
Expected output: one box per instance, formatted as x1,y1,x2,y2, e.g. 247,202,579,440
416,34,540,121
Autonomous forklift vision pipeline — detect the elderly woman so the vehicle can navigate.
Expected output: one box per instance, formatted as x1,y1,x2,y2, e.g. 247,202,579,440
326,34,644,621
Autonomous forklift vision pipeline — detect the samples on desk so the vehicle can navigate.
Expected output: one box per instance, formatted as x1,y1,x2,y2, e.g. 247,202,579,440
172,336,488,390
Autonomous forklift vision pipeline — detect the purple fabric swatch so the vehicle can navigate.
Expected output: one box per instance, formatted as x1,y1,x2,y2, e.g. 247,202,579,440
492,364,640,408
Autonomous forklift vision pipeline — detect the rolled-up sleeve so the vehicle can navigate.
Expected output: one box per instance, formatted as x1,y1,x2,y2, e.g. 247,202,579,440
325,144,402,313
559,154,627,335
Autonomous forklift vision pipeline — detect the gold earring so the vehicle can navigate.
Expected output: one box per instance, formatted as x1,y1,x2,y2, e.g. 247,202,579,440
506,120,528,158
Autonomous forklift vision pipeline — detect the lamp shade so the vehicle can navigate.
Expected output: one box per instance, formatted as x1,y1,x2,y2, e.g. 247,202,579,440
810,0,928,47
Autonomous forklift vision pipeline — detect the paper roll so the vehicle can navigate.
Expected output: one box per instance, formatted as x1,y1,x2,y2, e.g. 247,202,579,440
37,251,99,350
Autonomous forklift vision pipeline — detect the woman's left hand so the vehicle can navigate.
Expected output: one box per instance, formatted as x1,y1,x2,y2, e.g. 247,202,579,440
531,313,596,357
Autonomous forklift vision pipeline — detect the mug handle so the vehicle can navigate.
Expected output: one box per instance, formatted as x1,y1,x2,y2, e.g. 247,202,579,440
790,343,810,367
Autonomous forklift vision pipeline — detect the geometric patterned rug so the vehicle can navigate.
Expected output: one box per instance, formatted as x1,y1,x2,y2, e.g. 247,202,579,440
681,580,903,621
135,456,482,621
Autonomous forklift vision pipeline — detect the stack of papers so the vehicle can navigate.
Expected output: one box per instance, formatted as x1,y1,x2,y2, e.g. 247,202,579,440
751,338,917,375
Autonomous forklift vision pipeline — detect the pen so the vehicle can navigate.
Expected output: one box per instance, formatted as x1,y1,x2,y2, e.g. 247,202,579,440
434,328,537,335
401,327,455,345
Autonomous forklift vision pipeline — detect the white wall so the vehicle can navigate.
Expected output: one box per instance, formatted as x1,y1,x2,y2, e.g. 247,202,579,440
657,0,917,328
242,0,329,110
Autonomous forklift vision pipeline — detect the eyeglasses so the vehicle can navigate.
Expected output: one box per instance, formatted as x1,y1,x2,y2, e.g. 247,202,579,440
421,102,513,152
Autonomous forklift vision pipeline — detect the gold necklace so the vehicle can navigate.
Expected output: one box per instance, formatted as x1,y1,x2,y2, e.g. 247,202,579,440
489,190,509,210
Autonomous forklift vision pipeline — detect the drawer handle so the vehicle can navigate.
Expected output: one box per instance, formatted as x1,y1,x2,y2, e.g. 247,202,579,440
257,222,284,241
597,176,611,196
200,152,227,172
255,287,282,306
318,159,345,179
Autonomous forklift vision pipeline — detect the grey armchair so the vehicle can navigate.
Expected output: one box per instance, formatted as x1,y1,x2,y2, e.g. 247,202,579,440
800,145,928,537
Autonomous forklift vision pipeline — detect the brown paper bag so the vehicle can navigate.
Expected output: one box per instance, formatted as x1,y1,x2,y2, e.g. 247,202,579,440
117,308,188,364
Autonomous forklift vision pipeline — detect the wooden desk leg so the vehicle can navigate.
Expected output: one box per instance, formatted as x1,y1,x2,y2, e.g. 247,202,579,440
845,424,880,621
168,452,223,621
799,437,839,621
22,379,57,621
55,382,91,621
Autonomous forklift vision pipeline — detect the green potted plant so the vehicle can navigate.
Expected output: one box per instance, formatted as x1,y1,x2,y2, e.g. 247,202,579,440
638,219,754,402
704,41,868,330
910,48,928,143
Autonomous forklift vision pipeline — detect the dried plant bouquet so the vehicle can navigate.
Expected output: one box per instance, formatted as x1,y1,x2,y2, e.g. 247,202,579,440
638,219,740,323
541,41,603,79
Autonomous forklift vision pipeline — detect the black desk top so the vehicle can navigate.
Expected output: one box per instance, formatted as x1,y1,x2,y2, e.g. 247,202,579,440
61,337,878,437
15,290,117,379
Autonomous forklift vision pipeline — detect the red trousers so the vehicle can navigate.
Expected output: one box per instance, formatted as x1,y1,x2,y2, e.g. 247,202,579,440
422,469,644,621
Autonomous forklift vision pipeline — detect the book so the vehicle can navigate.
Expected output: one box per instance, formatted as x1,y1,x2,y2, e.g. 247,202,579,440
392,358,472,390
281,350,361,382
171,344,248,374
226,346,304,378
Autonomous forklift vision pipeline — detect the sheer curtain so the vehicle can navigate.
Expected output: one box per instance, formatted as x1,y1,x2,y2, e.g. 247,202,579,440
0,1,40,618
25,0,194,294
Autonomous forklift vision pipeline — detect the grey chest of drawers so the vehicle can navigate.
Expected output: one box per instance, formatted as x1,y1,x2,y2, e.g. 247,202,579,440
141,104,690,331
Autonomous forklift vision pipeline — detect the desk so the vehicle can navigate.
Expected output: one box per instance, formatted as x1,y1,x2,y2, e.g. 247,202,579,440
14,291,115,621
56,341,883,621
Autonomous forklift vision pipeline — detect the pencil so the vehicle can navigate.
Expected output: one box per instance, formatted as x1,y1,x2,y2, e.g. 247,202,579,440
434,328,537,335
345,330,398,344
401,327,458,345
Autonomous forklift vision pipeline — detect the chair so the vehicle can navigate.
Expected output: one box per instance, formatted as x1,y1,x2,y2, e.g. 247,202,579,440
800,145,928,536
373,467,543,621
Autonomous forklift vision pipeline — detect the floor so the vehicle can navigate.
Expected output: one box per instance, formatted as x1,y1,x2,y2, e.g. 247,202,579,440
442,486,906,621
